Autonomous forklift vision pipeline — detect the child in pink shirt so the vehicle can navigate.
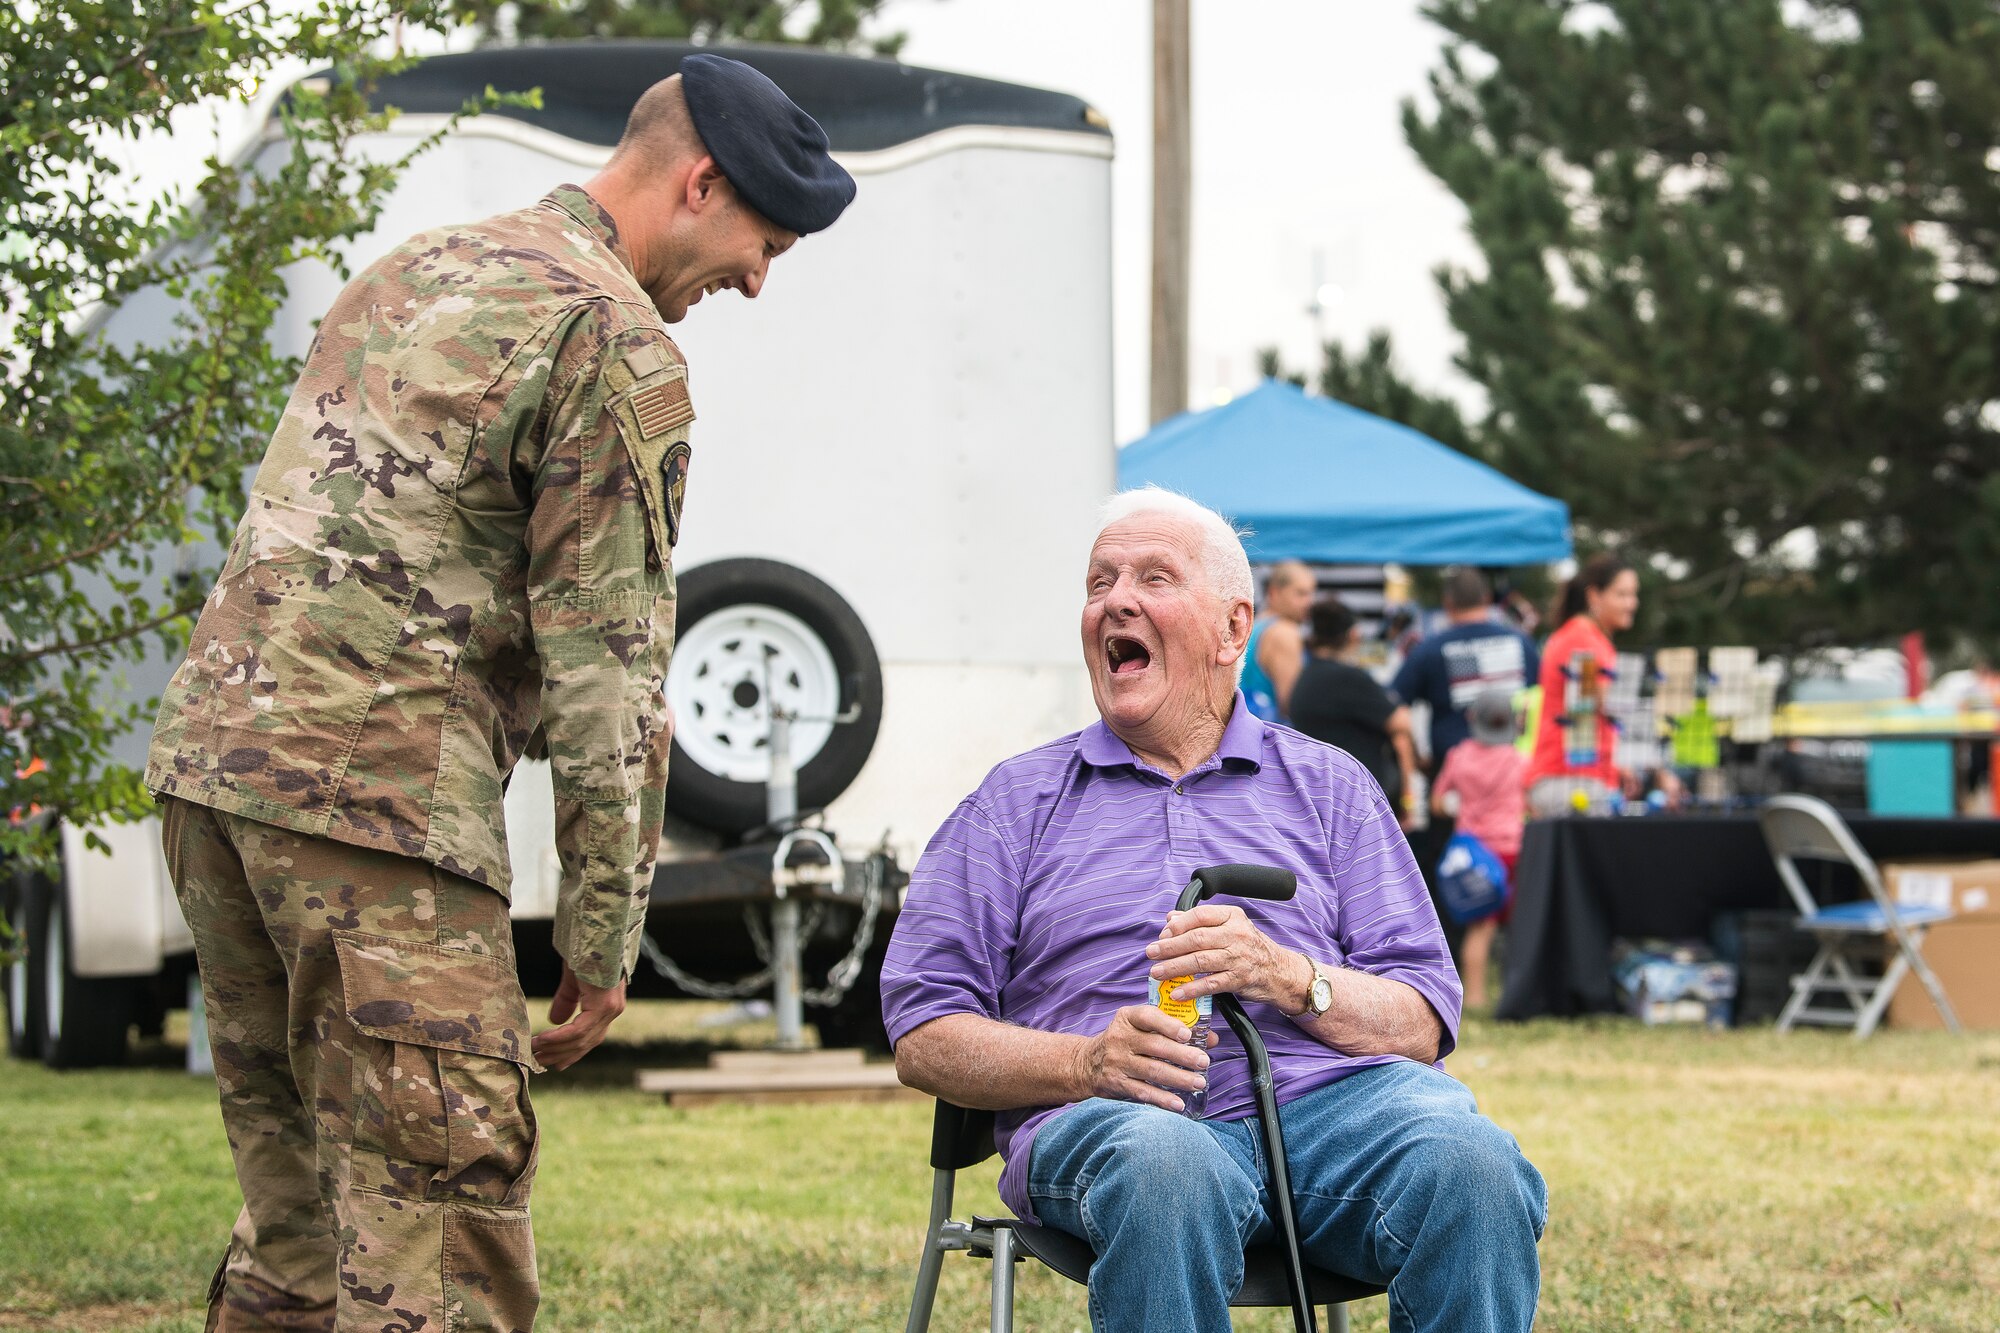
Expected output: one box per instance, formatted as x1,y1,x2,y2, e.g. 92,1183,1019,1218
1431,690,1527,1007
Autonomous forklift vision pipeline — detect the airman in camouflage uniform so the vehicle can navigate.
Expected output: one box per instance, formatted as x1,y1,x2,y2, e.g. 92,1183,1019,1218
149,56,853,1331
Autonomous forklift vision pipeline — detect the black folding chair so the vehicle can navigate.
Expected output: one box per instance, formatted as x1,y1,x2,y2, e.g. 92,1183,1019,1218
901,1100,1382,1332
903,865,1385,1332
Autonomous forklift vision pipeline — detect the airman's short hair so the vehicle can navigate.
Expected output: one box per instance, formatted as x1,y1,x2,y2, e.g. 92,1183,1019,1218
611,75,708,173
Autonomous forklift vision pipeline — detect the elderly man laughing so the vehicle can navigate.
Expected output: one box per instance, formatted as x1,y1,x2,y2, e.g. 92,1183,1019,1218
881,489,1546,1333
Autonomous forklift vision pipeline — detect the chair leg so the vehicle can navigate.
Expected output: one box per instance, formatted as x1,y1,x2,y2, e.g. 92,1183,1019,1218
905,1171,956,1333
1777,943,1832,1032
1900,928,1964,1035
1325,1301,1350,1333
988,1225,1016,1333
1852,949,1908,1040
905,1237,946,1333
1825,950,1871,1014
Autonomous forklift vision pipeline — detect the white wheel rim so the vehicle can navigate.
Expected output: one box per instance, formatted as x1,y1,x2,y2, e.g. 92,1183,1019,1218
667,604,840,784
44,893,62,1040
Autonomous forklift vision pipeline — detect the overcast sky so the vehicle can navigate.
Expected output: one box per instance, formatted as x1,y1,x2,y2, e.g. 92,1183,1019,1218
877,0,1482,442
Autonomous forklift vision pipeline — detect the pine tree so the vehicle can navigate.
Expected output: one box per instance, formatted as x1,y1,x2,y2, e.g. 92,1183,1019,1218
1311,1,2000,650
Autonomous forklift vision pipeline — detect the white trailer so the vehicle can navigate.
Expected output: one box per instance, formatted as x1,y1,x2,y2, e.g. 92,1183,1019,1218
3,41,1114,1066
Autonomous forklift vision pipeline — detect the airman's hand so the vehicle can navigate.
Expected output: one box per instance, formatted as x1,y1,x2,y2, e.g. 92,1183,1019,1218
1147,905,1312,1012
1073,1005,1215,1113
532,962,627,1071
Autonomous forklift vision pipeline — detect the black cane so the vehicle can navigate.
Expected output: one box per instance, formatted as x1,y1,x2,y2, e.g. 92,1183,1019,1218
1174,864,1316,1333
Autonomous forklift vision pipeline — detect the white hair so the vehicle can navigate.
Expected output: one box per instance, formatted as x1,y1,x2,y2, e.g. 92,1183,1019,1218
1095,485,1255,608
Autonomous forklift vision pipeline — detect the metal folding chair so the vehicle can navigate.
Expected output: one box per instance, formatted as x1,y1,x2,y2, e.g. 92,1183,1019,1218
901,1099,1382,1332
905,863,1385,1333
1757,794,1962,1038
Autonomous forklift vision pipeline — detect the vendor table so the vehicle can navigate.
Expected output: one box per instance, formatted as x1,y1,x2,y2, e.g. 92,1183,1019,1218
1495,813,2000,1020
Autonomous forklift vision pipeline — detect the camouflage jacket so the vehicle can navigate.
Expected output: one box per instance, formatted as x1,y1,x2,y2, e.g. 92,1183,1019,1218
148,185,691,988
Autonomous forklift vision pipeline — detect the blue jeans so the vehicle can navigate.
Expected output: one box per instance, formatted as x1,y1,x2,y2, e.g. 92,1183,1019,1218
1026,1062,1547,1333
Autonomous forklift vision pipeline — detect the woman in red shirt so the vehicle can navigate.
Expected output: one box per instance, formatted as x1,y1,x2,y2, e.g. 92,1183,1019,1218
1525,555,1637,817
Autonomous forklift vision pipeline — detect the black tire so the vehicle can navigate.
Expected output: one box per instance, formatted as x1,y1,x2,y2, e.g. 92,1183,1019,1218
4,868,46,1062
41,874,132,1069
665,559,883,836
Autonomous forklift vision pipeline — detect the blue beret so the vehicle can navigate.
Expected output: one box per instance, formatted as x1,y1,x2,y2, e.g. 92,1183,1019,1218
681,53,856,236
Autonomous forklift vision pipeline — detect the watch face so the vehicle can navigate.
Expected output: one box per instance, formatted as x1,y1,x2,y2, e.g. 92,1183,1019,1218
1310,977,1333,1013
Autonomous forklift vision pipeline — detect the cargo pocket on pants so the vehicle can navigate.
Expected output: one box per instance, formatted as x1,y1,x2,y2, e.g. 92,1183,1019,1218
445,1205,540,1332
333,932,542,1209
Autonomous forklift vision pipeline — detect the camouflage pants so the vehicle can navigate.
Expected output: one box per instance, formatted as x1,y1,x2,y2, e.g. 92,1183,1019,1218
161,796,541,1333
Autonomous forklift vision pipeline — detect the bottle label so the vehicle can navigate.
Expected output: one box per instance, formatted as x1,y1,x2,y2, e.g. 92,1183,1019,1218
1150,974,1213,1026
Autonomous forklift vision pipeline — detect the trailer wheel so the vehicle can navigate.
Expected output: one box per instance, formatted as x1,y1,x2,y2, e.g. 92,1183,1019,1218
665,559,882,836
4,870,46,1062
41,876,132,1069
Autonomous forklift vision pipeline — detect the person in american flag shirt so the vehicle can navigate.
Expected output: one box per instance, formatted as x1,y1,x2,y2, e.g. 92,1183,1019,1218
1390,566,1539,775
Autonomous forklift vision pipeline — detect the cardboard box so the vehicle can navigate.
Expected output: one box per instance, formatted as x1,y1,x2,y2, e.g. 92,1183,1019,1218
1887,920,2000,1030
1880,858,2000,918
1880,859,2000,1030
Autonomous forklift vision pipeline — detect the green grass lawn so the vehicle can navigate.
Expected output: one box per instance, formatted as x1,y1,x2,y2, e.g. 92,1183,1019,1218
3,1005,1997,1332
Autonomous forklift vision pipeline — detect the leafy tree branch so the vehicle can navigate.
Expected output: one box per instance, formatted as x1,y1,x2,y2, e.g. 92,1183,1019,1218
0,2,529,869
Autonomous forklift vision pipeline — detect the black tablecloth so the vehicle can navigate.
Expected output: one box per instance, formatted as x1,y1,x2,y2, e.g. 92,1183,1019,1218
1494,814,2000,1020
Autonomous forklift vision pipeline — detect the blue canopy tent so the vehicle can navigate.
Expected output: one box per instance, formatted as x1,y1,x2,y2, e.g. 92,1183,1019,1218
1117,380,1571,565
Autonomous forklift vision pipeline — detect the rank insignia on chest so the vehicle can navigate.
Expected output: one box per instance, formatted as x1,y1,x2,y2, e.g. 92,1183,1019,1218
631,378,694,439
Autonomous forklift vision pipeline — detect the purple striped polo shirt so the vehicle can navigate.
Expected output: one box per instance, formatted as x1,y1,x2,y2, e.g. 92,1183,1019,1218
880,694,1462,1220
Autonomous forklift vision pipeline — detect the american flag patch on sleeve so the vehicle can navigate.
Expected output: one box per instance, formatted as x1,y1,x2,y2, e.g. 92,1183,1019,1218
630,378,694,439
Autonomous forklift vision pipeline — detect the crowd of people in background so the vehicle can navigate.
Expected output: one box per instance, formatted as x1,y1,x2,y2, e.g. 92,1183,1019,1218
1260,556,1687,1009
1243,559,1313,722
1289,598,1417,823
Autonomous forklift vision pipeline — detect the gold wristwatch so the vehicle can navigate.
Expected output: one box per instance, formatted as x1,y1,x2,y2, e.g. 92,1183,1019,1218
1302,955,1333,1018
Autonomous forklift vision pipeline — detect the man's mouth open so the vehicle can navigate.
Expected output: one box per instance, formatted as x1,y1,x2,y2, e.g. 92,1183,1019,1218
1106,636,1152,676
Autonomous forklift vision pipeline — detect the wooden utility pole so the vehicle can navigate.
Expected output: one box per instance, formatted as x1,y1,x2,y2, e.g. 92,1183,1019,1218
1150,0,1191,425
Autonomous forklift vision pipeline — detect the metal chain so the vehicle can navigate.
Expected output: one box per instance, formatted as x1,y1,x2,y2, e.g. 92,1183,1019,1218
637,930,772,1000
633,853,885,1007
802,853,883,1007
744,898,826,967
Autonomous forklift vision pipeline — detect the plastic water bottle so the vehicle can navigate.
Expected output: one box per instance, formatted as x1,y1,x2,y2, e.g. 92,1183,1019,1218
1150,973,1213,1117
